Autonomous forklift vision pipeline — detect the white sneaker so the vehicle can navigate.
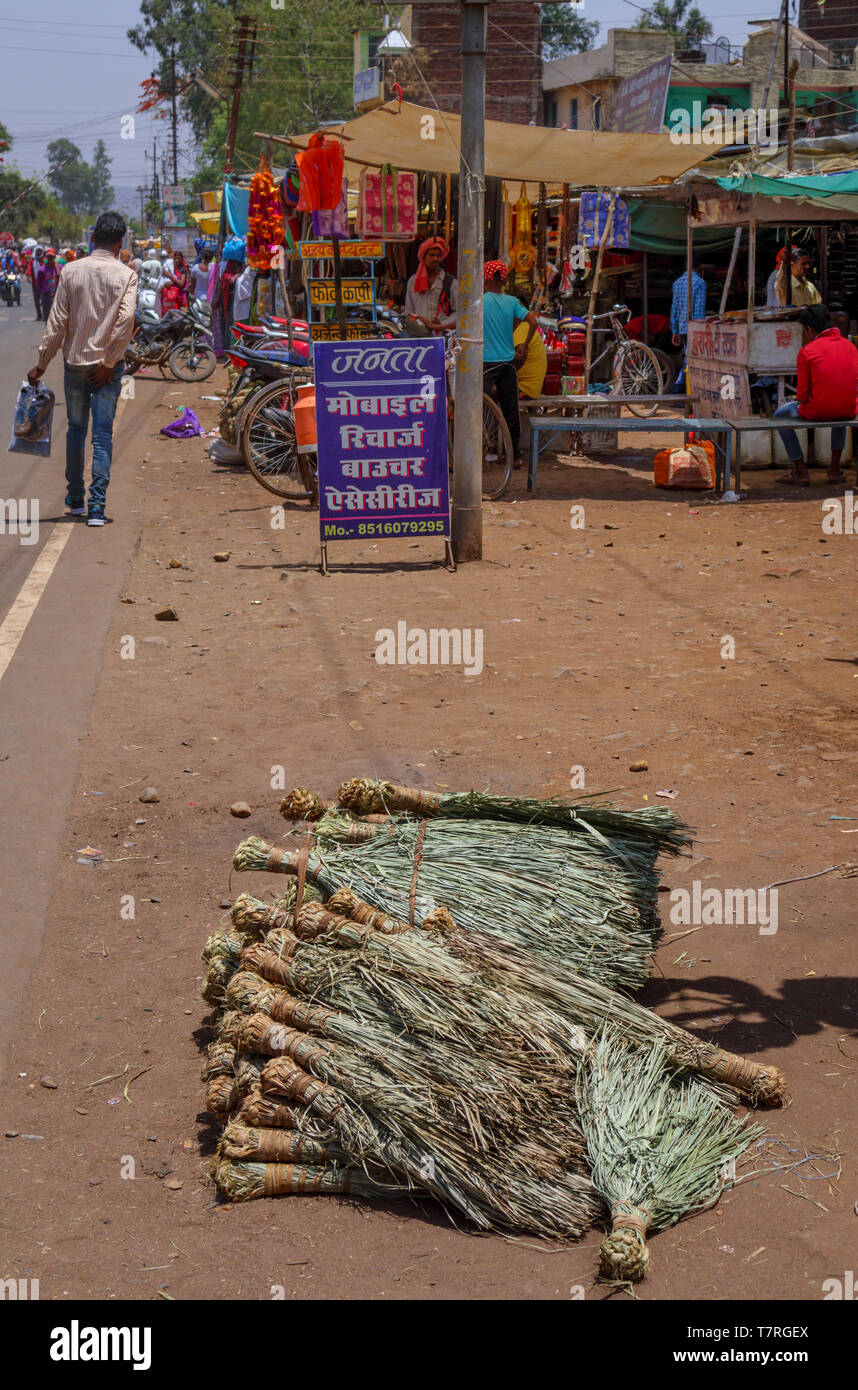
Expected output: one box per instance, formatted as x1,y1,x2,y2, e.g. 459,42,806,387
86,509,106,527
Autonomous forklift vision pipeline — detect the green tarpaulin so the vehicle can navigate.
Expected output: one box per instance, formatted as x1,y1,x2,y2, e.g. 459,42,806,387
716,171,858,216
627,200,737,254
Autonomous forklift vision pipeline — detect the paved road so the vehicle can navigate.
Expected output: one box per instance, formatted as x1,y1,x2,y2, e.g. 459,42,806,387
0,299,149,1076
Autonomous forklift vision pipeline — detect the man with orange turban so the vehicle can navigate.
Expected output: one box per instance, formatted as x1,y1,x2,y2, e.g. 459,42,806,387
404,236,457,336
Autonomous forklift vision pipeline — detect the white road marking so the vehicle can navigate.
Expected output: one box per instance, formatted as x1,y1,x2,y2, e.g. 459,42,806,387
0,391,129,687
0,524,74,685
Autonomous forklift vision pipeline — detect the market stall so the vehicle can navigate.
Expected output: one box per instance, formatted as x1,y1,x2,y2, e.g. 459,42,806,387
684,171,858,469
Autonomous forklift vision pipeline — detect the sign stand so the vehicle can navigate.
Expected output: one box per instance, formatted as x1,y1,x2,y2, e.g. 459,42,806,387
313,337,453,576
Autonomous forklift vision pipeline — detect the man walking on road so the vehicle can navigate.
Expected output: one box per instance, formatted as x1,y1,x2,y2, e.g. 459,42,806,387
27,211,137,527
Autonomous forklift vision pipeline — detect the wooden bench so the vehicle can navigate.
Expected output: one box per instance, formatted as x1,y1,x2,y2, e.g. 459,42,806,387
527,410,733,493
726,415,858,491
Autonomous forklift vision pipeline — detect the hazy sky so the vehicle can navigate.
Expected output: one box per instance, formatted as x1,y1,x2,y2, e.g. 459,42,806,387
1,0,787,207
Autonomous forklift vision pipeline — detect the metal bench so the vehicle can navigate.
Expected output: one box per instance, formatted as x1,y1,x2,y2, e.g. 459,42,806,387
527,409,734,493
726,416,858,491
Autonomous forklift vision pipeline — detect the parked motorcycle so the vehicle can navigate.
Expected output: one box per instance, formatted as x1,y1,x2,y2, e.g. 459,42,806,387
125,304,216,381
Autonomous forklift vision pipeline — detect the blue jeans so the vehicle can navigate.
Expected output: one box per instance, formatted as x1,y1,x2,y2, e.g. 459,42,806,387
64,362,123,510
774,399,845,465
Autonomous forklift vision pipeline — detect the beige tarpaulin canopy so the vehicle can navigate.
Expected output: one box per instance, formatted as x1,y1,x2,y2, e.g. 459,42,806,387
290,101,704,188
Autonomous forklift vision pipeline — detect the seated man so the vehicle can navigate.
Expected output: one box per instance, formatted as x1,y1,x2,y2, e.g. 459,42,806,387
483,260,539,465
775,304,858,486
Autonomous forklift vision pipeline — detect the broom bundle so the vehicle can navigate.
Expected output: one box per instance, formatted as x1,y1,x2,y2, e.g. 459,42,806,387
201,930,246,1006
334,779,691,856
201,1042,266,1118
214,1159,419,1203
257,1055,598,1239
230,871,786,1109
577,1030,764,1282
234,823,663,994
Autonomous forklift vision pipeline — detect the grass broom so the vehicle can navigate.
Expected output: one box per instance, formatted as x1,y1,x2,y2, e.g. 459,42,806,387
577,1028,764,1281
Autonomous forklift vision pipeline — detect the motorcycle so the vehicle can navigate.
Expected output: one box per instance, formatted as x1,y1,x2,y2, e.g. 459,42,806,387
0,268,22,306
125,303,216,381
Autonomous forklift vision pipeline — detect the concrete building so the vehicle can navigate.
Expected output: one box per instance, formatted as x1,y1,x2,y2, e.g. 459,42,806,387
543,23,858,137
798,0,858,66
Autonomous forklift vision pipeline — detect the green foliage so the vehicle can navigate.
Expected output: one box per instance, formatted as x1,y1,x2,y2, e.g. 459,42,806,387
128,0,378,183
541,4,601,60
46,138,116,218
636,0,713,51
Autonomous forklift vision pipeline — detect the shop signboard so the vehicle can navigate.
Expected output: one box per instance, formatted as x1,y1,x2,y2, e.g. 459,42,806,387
687,362,752,420
162,184,186,228
313,337,451,570
311,322,385,342
613,56,672,134
299,240,383,260
308,278,375,308
688,319,748,366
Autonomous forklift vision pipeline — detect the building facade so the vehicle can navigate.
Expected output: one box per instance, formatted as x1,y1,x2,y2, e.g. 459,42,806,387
544,24,858,137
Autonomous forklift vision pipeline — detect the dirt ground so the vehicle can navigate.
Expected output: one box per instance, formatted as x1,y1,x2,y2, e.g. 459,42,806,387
1,374,856,1302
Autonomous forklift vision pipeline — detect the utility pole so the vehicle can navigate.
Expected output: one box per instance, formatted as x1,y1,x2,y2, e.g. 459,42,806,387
451,0,488,563
225,14,257,175
170,46,179,186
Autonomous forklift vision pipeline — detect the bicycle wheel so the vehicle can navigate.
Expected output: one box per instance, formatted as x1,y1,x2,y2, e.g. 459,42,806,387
241,375,316,500
614,342,663,418
481,394,514,498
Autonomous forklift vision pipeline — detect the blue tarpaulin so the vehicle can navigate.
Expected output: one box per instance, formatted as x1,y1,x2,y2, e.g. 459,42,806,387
222,182,249,237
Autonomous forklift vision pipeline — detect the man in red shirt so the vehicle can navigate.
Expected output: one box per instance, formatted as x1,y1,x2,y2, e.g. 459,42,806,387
775,304,858,485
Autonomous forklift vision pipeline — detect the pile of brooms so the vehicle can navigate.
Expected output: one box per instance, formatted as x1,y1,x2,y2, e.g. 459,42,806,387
200,779,786,1283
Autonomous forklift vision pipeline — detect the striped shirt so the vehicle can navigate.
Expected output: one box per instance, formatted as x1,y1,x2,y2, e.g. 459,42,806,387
38,248,138,370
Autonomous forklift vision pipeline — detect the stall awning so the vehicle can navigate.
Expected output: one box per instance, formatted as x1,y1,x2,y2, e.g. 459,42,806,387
716,170,858,216
291,101,705,188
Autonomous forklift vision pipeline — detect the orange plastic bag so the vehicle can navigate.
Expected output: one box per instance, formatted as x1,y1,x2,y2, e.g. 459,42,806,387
296,134,345,212
654,432,715,489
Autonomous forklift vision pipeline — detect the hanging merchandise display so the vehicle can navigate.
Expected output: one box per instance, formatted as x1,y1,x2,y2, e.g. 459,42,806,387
580,192,631,249
509,183,535,274
296,135,345,213
247,152,285,270
312,179,349,239
357,165,418,241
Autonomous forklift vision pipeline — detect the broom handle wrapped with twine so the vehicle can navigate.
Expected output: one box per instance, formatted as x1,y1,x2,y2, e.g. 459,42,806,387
338,779,442,816
600,1206,652,1282
214,1160,415,1200
220,1123,347,1165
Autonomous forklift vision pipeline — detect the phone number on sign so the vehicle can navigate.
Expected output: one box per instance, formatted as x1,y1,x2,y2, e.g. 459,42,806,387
323,520,448,537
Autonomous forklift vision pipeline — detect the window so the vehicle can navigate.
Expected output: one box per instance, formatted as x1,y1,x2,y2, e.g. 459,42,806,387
549,100,558,128
570,98,578,130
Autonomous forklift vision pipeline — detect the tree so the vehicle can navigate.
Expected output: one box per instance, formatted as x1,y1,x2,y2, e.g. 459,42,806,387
128,0,378,183
542,4,601,59
45,138,115,217
636,1,713,52
90,139,115,211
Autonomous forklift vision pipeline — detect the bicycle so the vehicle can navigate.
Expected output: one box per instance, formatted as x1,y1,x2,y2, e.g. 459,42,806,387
444,332,514,500
590,304,664,417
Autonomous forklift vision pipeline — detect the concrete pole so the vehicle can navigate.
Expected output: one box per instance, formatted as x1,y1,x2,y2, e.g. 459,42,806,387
451,0,487,564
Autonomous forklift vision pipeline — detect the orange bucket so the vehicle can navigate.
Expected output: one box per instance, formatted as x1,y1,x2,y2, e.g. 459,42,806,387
294,383,317,455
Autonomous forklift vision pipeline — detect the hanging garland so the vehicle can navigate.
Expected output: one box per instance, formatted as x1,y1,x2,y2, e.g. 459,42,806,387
247,151,285,271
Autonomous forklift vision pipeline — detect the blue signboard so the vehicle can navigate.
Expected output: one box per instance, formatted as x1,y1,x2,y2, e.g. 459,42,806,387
313,338,451,557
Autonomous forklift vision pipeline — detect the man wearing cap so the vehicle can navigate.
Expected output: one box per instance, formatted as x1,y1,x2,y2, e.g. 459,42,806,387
404,237,457,336
483,260,539,466
35,249,59,320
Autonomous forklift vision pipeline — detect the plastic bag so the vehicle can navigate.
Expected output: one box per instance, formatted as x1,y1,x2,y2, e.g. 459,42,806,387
8,380,55,457
160,407,204,438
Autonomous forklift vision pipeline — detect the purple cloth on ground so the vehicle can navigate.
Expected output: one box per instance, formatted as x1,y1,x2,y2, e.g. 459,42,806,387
160,407,204,438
